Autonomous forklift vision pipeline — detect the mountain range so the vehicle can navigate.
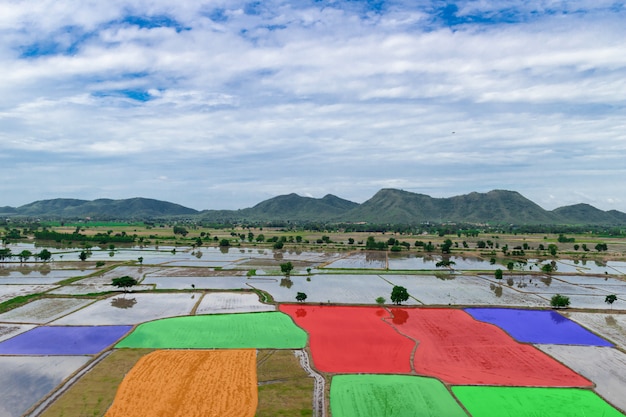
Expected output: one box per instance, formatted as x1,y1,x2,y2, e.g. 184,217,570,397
2,189,626,225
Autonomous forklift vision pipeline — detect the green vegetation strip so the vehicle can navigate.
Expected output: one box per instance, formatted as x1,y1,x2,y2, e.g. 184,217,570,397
330,375,467,417
452,386,625,417
116,312,307,349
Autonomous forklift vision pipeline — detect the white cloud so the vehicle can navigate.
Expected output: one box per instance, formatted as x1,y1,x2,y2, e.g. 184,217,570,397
0,0,625,212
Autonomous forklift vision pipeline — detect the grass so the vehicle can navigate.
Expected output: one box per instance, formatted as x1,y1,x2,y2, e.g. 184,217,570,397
0,293,44,314
38,349,314,417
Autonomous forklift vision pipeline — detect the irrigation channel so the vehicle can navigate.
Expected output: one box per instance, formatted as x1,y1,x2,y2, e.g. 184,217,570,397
295,349,326,417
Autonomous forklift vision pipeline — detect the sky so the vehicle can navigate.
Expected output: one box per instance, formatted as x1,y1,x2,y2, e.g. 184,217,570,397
1,0,625,212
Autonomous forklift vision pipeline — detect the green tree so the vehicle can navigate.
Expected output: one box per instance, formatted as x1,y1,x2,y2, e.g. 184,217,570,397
296,292,307,302
37,249,52,262
548,244,558,256
550,294,570,308
280,261,294,277
435,259,456,270
18,250,32,262
390,285,409,305
137,256,144,265
595,243,608,252
507,261,515,273
495,268,503,280
375,296,386,305
605,294,617,309
79,250,88,261
273,241,284,250
112,276,138,292
219,238,230,247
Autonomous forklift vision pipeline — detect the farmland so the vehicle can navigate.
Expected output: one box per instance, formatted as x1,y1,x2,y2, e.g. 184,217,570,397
0,225,625,416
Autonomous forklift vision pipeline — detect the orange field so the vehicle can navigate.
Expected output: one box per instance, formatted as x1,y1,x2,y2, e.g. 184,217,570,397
104,349,258,417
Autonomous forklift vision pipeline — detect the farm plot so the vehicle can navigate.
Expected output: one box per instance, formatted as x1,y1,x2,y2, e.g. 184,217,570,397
565,312,626,349
0,325,132,355
465,308,613,346
0,284,58,303
250,274,409,305
324,252,387,269
330,375,467,417
52,293,200,325
512,276,613,296
105,350,257,417
388,254,500,271
537,345,626,412
452,386,625,417
142,275,253,290
0,297,95,324
280,305,414,373
389,308,592,386
195,292,275,314
0,355,91,417
0,323,36,342
116,312,307,349
47,283,154,295
383,275,546,306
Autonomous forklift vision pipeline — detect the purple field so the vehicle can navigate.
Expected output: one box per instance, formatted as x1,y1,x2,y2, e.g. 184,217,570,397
465,308,613,346
0,325,132,355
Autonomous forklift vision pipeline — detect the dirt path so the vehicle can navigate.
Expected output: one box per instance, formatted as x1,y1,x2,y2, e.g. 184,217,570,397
294,350,325,417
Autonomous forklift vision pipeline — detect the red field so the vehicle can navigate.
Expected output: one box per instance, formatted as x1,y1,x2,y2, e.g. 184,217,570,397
279,305,414,373
390,308,592,386
281,305,592,387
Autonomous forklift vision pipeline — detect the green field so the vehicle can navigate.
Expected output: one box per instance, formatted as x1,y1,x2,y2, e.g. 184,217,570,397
116,312,307,349
452,386,625,417
330,375,467,417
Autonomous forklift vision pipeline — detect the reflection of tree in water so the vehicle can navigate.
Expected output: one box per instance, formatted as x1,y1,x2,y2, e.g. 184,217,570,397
110,297,138,309
219,246,229,254
490,283,503,298
540,276,552,286
274,252,284,261
391,309,409,325
435,272,456,281
280,278,293,289
296,308,307,317
605,316,617,326
549,311,568,324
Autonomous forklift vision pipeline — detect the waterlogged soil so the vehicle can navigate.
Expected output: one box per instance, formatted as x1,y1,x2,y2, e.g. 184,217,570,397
564,312,626,349
0,284,59,303
0,355,91,417
142,275,253,290
195,292,275,314
465,308,613,346
0,325,132,355
384,274,546,306
452,386,625,417
0,297,96,324
52,293,200,325
105,350,258,417
0,323,36,342
537,345,626,413
250,274,415,305
330,374,467,417
116,312,307,349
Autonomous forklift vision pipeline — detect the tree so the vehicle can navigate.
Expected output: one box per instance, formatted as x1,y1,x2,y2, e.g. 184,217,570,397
548,244,558,256
18,249,33,263
495,268,503,280
605,294,617,309
137,256,143,265
37,249,52,262
435,259,456,271
375,296,386,305
219,238,230,247
280,261,294,277
273,241,284,250
390,285,409,305
595,243,608,252
550,294,570,309
296,292,307,302
79,250,88,261
112,276,138,292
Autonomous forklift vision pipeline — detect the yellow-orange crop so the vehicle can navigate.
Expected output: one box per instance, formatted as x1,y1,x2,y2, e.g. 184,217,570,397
105,349,257,417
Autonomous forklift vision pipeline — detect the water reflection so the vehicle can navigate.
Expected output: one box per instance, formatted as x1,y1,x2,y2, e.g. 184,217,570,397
489,283,503,298
605,316,617,326
280,278,293,289
549,311,568,324
296,308,307,318
110,297,137,309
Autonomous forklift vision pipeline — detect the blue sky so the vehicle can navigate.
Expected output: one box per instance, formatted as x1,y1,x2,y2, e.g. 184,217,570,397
1,0,625,212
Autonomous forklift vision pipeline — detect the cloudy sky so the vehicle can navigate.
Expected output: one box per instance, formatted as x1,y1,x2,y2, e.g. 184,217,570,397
1,0,625,212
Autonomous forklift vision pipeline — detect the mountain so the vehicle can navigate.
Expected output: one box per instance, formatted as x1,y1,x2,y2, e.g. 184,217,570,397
3,190,626,225
551,204,626,225
14,198,198,219
200,193,359,222
343,189,559,224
